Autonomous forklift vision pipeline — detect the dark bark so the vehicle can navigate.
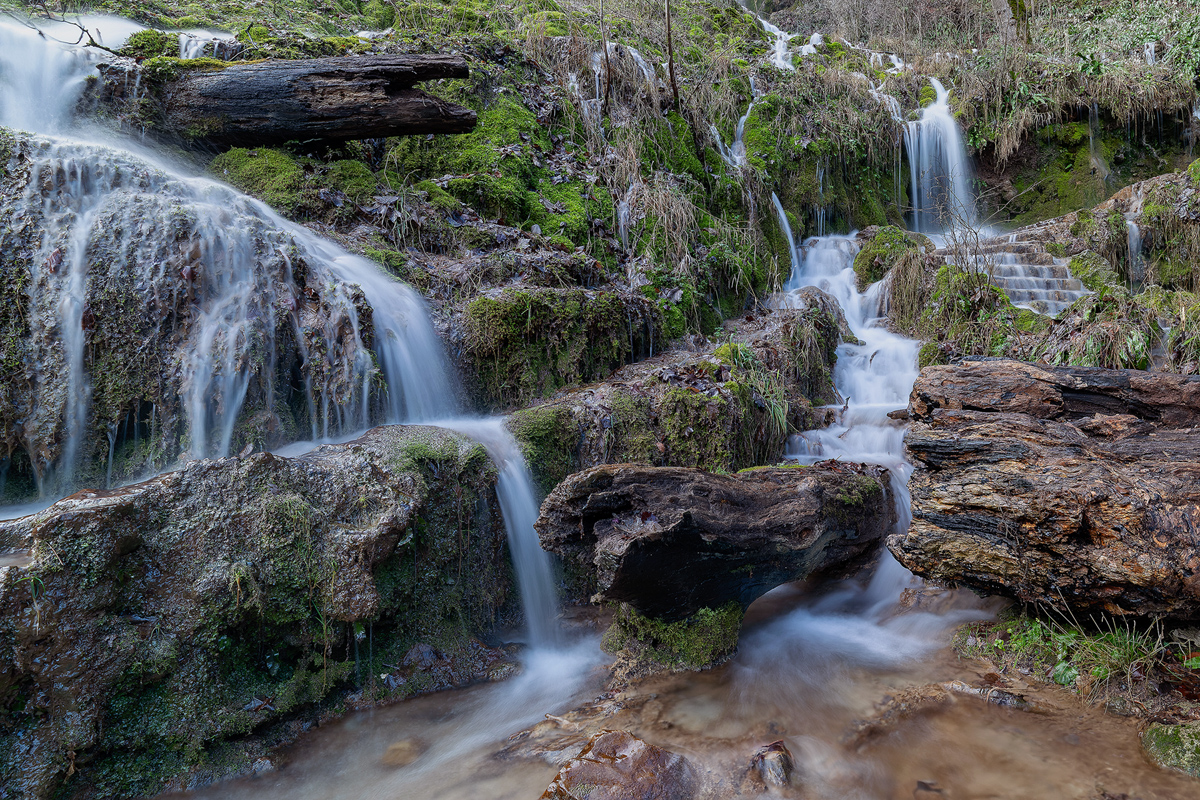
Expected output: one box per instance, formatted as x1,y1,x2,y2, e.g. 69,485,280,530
894,358,1200,620
103,54,477,145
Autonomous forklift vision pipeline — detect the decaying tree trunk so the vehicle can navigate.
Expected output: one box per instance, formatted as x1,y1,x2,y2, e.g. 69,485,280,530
97,54,477,145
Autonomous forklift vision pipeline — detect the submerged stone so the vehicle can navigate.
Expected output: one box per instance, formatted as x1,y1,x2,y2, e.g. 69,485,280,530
541,730,698,800
1142,721,1200,777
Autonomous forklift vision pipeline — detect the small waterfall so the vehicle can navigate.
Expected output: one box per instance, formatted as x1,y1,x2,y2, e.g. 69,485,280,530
1144,42,1157,65
438,418,560,648
903,78,976,233
798,32,824,55
771,192,802,278
712,88,756,170
0,16,456,490
1126,218,1144,283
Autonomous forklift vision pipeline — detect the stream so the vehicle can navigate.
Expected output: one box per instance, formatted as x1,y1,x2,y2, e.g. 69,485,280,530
0,11,1196,800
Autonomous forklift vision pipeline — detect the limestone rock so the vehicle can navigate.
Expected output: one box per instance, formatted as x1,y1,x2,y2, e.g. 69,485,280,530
1142,721,1200,777
0,425,514,799
541,730,698,800
536,461,895,621
891,358,1200,618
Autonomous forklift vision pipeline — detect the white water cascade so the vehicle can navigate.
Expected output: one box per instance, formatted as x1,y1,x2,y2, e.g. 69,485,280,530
438,418,561,648
904,77,976,233
0,15,567,655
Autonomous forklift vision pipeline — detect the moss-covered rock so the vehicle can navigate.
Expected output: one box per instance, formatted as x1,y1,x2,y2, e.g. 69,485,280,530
0,425,517,799
210,147,304,213
853,225,919,290
602,602,743,671
461,286,659,409
119,29,176,59
508,301,842,493
1142,721,1200,776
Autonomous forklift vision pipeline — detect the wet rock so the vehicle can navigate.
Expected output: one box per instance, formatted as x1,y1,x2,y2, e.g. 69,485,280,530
508,302,844,499
536,462,895,622
1141,720,1200,777
0,425,516,799
381,738,427,767
750,740,795,787
541,730,698,800
891,359,1200,619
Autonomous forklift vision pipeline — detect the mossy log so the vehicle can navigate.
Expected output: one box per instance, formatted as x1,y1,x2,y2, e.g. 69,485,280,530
108,55,477,144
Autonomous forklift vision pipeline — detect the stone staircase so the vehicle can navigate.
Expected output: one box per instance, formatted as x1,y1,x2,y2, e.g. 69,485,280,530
937,233,1091,316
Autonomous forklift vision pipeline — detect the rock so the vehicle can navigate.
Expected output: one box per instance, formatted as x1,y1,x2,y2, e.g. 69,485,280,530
1142,721,1200,777
0,425,516,799
381,738,427,767
536,461,895,622
750,740,795,787
541,730,698,800
891,359,1200,618
508,302,845,498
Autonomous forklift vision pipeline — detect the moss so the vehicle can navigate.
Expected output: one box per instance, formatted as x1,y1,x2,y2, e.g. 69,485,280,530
120,29,176,59
602,602,743,670
210,148,303,213
1143,722,1200,777
1070,209,1096,237
507,404,578,496
1189,158,1200,188
917,340,947,369
462,287,655,409
364,0,397,28
415,179,462,211
523,9,568,35
853,225,917,290
324,159,377,202
139,55,228,85
1068,251,1122,292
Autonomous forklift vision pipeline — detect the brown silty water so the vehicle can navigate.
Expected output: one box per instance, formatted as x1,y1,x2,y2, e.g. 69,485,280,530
166,571,1200,800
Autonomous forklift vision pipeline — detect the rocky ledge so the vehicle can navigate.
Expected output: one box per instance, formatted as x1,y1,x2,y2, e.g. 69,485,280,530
537,461,895,668
0,426,517,799
890,358,1200,618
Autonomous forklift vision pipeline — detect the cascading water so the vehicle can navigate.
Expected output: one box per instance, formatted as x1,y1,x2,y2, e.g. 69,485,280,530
436,418,560,648
0,15,566,661
904,78,975,233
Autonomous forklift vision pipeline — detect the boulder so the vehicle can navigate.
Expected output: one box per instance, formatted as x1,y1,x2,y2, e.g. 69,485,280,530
0,425,515,799
536,461,896,621
541,730,698,800
891,358,1200,618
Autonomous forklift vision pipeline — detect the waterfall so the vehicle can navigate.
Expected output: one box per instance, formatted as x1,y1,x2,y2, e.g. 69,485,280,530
1126,218,1144,283
904,78,976,233
438,419,560,648
771,192,802,278
0,17,462,490
0,15,568,650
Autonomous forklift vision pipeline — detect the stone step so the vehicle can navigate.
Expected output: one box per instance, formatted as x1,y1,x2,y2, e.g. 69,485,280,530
992,277,1085,293
1004,287,1088,303
990,264,1073,280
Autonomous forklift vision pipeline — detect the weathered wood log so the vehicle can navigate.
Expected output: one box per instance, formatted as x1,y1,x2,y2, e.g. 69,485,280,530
97,54,477,145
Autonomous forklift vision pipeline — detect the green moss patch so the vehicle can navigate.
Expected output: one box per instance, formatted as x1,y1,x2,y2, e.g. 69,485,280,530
603,602,743,671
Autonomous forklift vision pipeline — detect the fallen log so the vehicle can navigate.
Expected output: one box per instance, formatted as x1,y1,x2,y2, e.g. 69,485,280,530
96,54,477,145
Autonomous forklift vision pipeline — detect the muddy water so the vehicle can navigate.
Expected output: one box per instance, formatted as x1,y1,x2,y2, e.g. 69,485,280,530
168,574,1197,800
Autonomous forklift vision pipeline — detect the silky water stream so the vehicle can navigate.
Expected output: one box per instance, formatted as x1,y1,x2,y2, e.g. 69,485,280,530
0,14,1196,800
167,230,1197,800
